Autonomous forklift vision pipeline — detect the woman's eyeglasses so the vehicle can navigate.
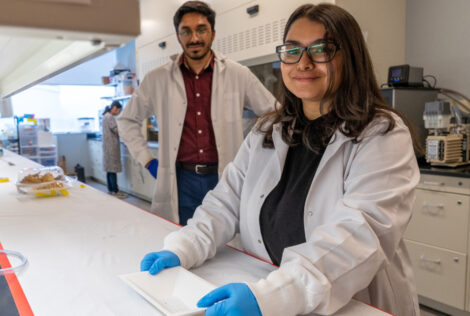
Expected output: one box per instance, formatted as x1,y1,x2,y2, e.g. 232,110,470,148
276,41,340,64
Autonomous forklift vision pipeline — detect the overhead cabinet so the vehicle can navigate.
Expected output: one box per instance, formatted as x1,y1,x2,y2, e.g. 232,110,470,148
0,0,140,97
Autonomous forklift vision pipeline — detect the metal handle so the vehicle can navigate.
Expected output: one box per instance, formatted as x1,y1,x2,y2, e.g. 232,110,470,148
422,202,444,215
423,180,445,186
420,255,441,265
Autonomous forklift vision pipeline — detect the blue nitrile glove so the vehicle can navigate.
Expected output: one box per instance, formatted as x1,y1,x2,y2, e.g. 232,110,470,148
197,283,262,316
146,159,158,178
140,250,180,275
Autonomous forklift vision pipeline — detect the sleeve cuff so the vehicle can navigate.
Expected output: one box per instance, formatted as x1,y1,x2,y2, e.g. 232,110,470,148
136,150,155,167
246,269,306,316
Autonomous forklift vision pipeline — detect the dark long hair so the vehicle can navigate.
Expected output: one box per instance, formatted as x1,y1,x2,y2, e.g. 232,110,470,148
258,3,422,155
103,100,122,115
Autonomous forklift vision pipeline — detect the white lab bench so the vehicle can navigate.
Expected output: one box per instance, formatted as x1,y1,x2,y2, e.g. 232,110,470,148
0,149,391,316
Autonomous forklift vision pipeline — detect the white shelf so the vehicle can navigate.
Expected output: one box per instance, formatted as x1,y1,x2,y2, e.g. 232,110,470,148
101,95,132,101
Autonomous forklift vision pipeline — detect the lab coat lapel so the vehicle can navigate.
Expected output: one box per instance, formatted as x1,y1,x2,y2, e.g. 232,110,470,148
316,130,349,176
211,51,226,123
304,129,350,213
171,54,187,106
169,54,188,166
270,124,349,188
245,123,287,259
272,124,288,176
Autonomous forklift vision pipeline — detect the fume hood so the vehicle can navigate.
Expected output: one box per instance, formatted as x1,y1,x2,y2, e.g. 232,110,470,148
0,0,140,98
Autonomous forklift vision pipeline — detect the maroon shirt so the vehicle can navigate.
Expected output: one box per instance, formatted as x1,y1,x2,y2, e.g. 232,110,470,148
176,53,218,164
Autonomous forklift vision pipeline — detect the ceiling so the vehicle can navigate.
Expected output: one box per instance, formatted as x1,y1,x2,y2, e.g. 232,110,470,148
0,0,140,98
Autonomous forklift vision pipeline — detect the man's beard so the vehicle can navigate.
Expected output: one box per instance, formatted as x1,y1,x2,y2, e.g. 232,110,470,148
184,41,212,60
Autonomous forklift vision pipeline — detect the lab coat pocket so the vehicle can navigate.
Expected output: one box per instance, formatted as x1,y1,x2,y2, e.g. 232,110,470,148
223,92,242,122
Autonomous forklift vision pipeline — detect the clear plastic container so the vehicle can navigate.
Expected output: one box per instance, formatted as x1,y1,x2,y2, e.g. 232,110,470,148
39,145,56,155
19,136,38,147
40,157,57,167
16,166,74,196
18,125,38,138
20,146,38,157
0,249,28,275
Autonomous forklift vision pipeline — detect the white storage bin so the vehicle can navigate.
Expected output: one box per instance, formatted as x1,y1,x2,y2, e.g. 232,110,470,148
20,146,38,157
39,145,57,156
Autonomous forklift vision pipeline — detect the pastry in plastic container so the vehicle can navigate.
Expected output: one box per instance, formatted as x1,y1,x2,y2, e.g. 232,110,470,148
16,166,75,196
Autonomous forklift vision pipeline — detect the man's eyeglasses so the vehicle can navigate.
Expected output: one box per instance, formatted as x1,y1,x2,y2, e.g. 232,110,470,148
276,41,340,64
178,28,210,39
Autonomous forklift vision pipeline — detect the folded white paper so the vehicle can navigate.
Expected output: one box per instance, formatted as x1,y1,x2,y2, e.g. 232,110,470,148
120,267,216,316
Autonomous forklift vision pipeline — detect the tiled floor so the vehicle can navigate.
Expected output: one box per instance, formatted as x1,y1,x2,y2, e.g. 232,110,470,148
86,178,450,316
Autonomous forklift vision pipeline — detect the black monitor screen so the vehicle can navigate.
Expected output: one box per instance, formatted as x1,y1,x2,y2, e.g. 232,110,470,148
391,68,402,77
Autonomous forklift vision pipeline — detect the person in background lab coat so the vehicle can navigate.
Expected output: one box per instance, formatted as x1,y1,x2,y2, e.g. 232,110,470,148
139,3,422,316
102,101,128,199
118,1,277,225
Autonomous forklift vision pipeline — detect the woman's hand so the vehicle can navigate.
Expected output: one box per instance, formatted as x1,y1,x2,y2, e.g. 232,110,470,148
140,250,180,275
197,283,262,316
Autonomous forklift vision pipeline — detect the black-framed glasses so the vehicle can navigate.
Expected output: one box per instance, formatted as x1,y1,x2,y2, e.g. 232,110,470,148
276,41,340,64
178,28,210,39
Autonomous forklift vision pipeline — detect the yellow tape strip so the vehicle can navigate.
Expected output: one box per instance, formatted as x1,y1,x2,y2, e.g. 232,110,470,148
35,192,56,197
33,189,69,197
0,178,9,183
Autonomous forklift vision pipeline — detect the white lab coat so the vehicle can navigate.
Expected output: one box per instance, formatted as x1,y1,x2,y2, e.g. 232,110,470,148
102,112,122,173
163,113,420,316
117,51,277,222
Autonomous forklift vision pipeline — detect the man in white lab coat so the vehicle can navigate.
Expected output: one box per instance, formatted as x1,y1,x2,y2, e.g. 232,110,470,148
117,1,277,224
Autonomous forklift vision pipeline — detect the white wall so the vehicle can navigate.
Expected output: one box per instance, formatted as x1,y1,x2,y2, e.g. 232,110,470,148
406,0,470,98
11,85,114,132
337,0,406,85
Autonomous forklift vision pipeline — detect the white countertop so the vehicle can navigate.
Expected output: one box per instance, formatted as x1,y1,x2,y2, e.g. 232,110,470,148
0,150,391,316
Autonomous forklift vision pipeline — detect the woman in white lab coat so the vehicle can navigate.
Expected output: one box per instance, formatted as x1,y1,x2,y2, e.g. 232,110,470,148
102,101,127,199
140,3,421,316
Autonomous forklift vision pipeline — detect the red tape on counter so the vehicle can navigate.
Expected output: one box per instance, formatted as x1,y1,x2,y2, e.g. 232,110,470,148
0,242,33,316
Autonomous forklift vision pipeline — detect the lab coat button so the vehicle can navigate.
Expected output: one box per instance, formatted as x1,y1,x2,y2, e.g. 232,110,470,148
260,194,264,198
308,211,313,216
258,239,262,244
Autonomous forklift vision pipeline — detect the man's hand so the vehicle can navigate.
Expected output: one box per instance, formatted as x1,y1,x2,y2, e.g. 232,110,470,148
146,159,158,178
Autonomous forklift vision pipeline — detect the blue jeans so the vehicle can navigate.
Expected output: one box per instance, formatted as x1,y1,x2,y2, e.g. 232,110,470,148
176,165,218,226
107,172,118,193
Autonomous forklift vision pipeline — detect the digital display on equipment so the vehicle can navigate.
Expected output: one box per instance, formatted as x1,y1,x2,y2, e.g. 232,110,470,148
391,68,402,77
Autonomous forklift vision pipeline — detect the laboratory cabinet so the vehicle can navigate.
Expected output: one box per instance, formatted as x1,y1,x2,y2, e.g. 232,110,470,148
404,171,470,315
88,139,156,201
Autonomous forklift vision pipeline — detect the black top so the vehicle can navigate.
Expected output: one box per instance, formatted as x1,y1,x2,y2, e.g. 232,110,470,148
259,118,329,266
